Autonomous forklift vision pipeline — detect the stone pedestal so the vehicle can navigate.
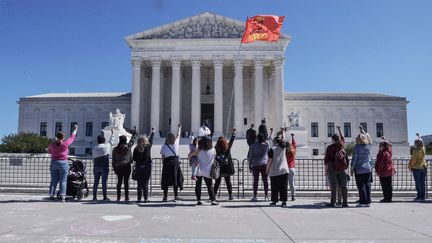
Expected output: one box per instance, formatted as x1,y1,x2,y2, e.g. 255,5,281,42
102,126,132,147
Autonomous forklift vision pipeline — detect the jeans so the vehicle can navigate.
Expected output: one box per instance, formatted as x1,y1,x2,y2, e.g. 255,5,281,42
137,164,152,201
288,167,296,197
93,166,109,199
413,169,427,200
355,173,372,204
327,165,348,205
49,160,69,197
214,176,232,196
379,176,393,201
252,165,268,196
270,173,288,203
195,176,215,201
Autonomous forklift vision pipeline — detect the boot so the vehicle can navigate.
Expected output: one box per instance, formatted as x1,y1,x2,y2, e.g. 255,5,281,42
291,195,296,201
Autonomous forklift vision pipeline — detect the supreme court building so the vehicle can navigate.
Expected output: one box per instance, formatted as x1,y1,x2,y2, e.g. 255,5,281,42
17,12,411,157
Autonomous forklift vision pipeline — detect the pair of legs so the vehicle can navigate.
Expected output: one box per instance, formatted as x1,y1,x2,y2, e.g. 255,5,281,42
162,186,179,200
379,176,393,202
412,169,427,200
195,176,215,202
288,167,296,200
214,176,232,199
137,165,152,202
270,173,288,204
355,173,372,205
327,165,348,206
252,165,268,198
49,160,69,199
115,167,131,201
93,166,109,200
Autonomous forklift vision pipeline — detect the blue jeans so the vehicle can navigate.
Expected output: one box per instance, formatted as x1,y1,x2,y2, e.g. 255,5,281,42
93,166,109,198
413,169,427,200
49,160,69,197
355,172,372,205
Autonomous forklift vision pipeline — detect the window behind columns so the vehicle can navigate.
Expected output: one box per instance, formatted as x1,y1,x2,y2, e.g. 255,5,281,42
55,122,62,134
85,122,93,137
327,122,335,137
376,123,384,137
360,122,368,133
311,122,319,137
344,122,351,137
40,122,47,137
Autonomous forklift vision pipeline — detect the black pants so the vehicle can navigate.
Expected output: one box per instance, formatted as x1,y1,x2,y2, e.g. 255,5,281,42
195,176,215,201
379,176,393,201
116,167,131,200
270,173,288,203
327,165,348,204
214,176,232,196
162,186,178,199
137,164,152,201
355,173,372,204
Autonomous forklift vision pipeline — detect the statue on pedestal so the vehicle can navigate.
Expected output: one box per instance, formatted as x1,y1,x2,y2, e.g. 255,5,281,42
102,109,132,147
288,112,301,127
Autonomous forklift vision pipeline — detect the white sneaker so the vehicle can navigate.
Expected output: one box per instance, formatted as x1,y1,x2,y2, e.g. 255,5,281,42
251,196,257,202
356,203,366,207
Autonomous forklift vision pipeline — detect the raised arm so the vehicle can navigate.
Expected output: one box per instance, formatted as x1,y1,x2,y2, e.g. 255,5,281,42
291,133,296,149
108,129,115,146
337,125,344,143
228,127,237,150
64,125,78,146
268,128,274,140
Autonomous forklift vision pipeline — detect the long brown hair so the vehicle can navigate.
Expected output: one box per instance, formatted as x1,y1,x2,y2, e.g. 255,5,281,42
215,136,229,154
136,135,149,152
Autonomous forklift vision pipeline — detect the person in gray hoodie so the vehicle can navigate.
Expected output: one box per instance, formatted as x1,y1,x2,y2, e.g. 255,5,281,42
249,134,269,201
92,129,114,201
351,127,373,207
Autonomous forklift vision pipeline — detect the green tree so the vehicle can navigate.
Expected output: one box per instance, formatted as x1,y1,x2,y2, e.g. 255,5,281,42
426,144,432,155
0,132,52,153
345,142,356,157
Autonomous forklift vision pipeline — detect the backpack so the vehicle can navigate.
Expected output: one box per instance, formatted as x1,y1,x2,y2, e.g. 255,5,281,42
335,149,349,171
216,154,235,176
210,159,220,180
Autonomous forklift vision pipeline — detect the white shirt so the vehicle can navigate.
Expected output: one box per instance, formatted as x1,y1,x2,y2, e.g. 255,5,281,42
198,126,211,137
196,148,216,179
160,136,180,157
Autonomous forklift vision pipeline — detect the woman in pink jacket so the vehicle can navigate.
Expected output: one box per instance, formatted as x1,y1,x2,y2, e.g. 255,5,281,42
48,125,78,202
375,137,396,203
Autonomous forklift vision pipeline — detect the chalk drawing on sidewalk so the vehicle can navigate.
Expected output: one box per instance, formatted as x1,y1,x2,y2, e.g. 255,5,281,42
70,216,140,236
102,215,134,222
151,214,176,223
139,238,267,243
52,235,126,243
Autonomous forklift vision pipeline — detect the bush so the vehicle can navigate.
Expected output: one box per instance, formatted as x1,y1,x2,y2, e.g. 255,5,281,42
0,132,52,153
426,144,432,155
345,142,356,157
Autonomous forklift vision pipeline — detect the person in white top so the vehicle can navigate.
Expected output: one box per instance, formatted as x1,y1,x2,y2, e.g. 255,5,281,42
191,136,219,206
198,121,212,138
160,124,183,202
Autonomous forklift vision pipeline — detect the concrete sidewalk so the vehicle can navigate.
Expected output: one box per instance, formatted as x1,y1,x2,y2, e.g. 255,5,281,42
0,193,431,243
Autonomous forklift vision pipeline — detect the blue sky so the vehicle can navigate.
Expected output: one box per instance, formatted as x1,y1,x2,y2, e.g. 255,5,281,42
0,0,431,143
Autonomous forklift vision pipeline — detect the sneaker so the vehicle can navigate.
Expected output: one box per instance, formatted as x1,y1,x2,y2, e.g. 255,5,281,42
125,197,130,202
103,197,110,201
59,196,66,203
144,199,149,203
281,202,287,208
356,203,367,207
162,198,168,202
92,197,97,201
291,195,296,201
270,202,277,206
211,201,219,206
48,196,55,201
365,204,371,207
197,201,203,205
380,199,391,203
342,203,349,208
264,195,269,201
136,200,141,203
228,195,233,200
174,197,181,202
325,203,335,207
251,196,258,202
191,176,197,181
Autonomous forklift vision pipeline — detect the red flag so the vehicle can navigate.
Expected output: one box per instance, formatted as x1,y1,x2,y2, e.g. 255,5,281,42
241,15,285,43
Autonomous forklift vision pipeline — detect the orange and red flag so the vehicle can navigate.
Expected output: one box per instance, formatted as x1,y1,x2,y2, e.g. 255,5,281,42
241,15,285,43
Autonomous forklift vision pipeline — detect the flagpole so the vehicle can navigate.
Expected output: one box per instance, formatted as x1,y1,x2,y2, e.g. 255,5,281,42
225,41,243,136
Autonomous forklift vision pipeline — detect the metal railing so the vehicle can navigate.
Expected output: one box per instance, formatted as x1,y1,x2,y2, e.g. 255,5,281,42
0,156,430,198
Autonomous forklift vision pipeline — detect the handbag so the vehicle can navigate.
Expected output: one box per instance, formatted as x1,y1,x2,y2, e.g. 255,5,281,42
210,159,220,180
131,164,138,181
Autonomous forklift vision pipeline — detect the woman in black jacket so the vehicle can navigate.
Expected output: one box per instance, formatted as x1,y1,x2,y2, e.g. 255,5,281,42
213,128,236,200
112,134,135,202
133,128,155,203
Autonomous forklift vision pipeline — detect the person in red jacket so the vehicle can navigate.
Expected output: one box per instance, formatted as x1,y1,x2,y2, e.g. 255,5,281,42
285,133,297,201
375,137,396,202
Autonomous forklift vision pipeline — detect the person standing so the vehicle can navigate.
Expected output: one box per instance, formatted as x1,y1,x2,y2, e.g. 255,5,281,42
112,134,136,202
324,125,348,207
246,124,257,158
409,133,427,201
133,128,155,203
286,133,297,201
351,127,373,207
266,136,289,207
258,118,268,140
375,137,396,203
160,124,184,202
249,134,269,201
92,129,114,201
213,128,236,200
198,121,211,138
48,125,78,202
194,136,218,205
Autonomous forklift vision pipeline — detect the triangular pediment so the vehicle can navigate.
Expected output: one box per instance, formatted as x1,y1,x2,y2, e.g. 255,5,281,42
126,12,248,40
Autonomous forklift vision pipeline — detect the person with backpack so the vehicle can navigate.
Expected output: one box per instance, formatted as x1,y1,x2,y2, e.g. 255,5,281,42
249,133,270,201
92,129,114,201
48,125,78,202
213,128,236,200
286,133,297,201
133,128,155,203
351,126,373,207
112,133,136,202
191,136,218,205
409,133,428,201
160,124,184,202
266,135,289,207
375,136,396,203
324,125,348,207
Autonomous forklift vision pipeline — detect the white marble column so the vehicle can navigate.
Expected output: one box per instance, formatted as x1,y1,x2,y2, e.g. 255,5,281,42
233,56,244,135
213,56,223,137
131,57,142,132
254,56,265,126
273,57,285,128
170,56,182,134
191,57,201,136
150,57,162,136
